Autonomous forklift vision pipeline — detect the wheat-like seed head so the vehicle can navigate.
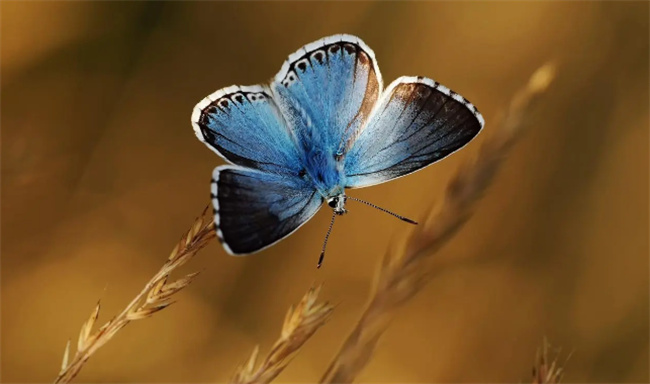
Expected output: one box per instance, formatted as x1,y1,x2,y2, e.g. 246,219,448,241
230,285,334,384
54,206,216,384
532,338,571,384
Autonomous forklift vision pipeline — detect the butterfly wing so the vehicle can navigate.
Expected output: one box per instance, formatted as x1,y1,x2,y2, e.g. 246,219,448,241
193,85,323,254
270,34,382,157
192,85,302,175
212,165,323,255
344,77,485,188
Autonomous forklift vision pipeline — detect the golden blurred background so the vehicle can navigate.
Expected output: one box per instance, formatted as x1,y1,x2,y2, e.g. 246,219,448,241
2,1,648,383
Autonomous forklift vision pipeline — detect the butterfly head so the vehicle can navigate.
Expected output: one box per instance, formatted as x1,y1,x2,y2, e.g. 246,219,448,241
327,194,347,215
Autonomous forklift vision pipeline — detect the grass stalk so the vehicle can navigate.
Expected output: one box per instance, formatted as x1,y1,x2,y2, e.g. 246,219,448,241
320,62,558,384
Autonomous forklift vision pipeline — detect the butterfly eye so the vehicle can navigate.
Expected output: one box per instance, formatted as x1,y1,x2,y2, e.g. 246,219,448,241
328,197,338,208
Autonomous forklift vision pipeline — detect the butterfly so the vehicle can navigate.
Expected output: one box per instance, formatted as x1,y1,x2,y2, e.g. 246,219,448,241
191,34,484,267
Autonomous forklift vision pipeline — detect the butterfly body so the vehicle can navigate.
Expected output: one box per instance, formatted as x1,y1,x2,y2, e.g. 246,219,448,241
192,34,484,256
302,146,346,200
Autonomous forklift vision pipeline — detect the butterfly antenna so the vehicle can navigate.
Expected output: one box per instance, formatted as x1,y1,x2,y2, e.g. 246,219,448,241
346,196,418,225
318,211,337,269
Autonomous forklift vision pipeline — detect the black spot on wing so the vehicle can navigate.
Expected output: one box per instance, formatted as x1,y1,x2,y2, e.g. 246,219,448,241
313,51,324,63
283,40,376,86
342,43,356,55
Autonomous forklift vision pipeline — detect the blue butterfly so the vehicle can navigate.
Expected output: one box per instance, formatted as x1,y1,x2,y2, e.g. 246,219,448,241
191,34,484,267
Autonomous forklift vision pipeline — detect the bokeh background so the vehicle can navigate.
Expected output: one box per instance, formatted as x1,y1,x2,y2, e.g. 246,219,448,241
2,1,648,383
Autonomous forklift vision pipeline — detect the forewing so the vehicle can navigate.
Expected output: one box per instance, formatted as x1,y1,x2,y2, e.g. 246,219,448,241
192,85,302,175
344,77,484,188
270,34,382,156
212,166,323,254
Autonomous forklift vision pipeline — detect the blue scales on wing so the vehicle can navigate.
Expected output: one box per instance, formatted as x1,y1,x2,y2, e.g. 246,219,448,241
212,166,323,254
192,85,302,175
271,34,382,160
192,84,324,253
344,77,485,188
